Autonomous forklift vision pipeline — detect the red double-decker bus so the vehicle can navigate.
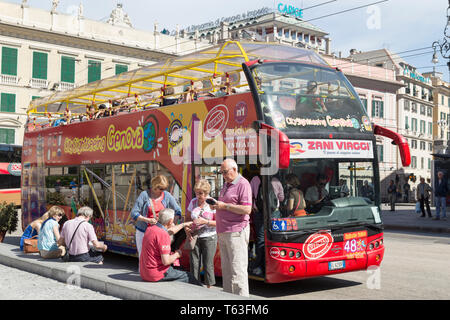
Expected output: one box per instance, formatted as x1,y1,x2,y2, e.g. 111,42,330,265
21,41,410,283
0,144,21,206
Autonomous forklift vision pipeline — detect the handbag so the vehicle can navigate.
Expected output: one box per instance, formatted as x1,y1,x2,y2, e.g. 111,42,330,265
23,235,39,253
61,221,85,262
183,231,198,250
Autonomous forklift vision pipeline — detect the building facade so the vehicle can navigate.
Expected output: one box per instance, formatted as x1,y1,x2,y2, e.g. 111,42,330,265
348,49,436,196
423,70,450,155
181,6,331,55
0,1,209,146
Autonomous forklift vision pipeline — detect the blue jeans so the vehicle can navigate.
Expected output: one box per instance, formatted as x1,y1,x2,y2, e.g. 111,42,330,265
159,266,202,286
435,196,447,218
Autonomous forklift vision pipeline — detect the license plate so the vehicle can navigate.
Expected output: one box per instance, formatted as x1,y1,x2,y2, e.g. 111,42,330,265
329,260,345,271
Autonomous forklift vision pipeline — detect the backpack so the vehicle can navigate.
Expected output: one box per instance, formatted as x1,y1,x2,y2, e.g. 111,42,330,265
255,180,278,214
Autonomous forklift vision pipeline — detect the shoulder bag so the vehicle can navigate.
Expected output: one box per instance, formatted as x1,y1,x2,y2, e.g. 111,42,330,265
61,221,85,262
23,235,39,253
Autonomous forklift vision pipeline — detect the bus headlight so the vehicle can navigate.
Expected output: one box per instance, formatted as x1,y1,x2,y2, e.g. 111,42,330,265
280,250,286,257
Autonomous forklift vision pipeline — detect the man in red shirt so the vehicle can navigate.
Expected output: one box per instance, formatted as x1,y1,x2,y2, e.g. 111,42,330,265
140,208,201,285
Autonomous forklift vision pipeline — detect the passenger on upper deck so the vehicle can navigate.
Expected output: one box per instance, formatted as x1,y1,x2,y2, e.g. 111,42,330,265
297,80,328,114
64,106,72,124
181,84,198,103
86,105,96,120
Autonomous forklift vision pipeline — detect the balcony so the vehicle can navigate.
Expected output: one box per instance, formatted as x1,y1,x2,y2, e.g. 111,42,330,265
58,82,76,91
30,78,49,89
0,74,19,85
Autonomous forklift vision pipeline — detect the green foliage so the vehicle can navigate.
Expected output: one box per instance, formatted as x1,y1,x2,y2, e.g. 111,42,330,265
46,191,67,206
0,202,18,234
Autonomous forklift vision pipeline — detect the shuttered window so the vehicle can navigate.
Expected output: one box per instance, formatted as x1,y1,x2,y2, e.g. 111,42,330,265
61,56,75,83
1,47,18,76
0,128,15,144
115,64,128,75
32,51,48,79
0,93,15,112
88,60,101,83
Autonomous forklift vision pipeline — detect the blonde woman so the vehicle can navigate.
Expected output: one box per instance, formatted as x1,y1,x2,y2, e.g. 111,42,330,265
185,179,217,288
37,206,66,259
130,175,182,257
20,211,50,251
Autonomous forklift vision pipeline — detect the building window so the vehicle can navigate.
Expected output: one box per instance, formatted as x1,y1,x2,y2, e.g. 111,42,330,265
32,51,48,80
88,60,101,83
115,64,128,75
428,142,433,152
427,106,432,117
421,157,424,169
420,141,426,150
404,100,410,111
1,47,18,76
420,120,426,134
377,144,383,162
360,98,367,112
371,100,384,118
428,122,432,136
411,102,417,113
411,156,417,169
411,139,417,149
60,56,75,84
420,104,425,115
0,93,15,112
0,128,14,144
411,118,418,132
428,158,431,170
405,116,409,130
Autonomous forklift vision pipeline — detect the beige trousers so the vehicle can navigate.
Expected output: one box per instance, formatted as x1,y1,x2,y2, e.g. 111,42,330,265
217,225,250,297
39,246,65,259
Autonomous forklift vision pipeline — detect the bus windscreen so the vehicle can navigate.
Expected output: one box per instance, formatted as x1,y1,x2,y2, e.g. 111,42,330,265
252,62,372,135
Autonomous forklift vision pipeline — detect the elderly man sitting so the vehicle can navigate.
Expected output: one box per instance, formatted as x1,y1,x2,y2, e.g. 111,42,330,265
140,208,201,285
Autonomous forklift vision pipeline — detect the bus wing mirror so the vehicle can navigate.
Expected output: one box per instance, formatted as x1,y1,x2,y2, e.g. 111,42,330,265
373,124,411,167
253,121,290,169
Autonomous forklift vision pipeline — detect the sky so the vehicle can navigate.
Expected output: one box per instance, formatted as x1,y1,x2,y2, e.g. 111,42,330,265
4,0,449,80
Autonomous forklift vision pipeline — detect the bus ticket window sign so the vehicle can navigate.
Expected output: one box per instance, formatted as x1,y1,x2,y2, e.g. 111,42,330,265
277,2,303,19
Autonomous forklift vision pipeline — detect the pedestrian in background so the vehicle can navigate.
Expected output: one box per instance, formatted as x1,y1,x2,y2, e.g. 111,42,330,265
416,177,432,218
387,180,397,211
212,158,252,297
434,171,448,221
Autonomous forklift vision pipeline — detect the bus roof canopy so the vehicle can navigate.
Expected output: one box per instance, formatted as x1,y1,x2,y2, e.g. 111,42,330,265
27,41,327,116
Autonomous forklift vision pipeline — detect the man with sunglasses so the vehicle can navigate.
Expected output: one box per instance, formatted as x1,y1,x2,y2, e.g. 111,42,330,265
211,158,252,297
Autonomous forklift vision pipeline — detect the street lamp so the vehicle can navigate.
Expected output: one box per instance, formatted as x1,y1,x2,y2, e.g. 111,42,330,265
432,0,450,77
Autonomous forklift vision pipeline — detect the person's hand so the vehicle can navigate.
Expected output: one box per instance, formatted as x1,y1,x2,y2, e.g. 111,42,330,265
212,201,226,210
176,249,182,258
194,217,208,225
183,221,193,228
103,244,108,252
148,218,157,225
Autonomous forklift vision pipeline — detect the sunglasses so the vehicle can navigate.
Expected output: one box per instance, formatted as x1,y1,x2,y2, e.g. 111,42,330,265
218,168,232,175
